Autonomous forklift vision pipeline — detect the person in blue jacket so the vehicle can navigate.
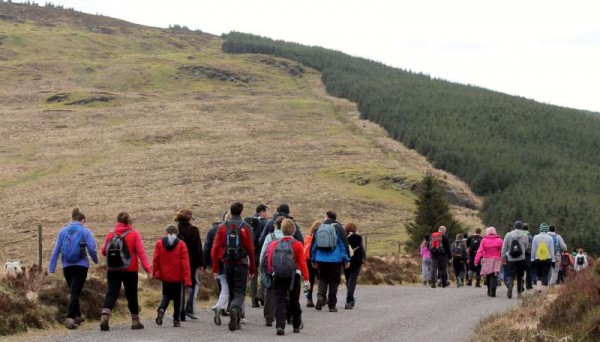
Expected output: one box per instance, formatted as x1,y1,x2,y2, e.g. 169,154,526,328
311,211,350,312
49,208,98,329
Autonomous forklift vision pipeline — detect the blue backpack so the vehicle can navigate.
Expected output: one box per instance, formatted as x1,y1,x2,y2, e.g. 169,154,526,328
61,226,86,263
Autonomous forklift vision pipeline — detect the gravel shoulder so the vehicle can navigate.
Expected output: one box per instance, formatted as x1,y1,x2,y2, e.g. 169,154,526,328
36,285,515,342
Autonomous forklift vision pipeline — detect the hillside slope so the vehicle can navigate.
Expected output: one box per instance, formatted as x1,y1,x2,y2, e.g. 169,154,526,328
0,2,480,263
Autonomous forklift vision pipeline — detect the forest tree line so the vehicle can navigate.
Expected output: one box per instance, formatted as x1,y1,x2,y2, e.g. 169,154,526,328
222,32,600,255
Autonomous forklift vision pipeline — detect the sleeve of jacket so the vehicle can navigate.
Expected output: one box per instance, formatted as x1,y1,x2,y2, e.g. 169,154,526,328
337,224,351,258
152,241,161,280
530,237,538,261
48,230,64,273
293,222,303,245
443,236,452,259
203,229,214,270
558,236,567,252
242,225,255,274
211,225,225,274
181,243,192,287
101,232,112,257
85,229,99,264
462,242,468,260
501,234,509,259
260,234,272,263
293,241,309,280
195,228,205,268
474,240,485,266
134,231,152,274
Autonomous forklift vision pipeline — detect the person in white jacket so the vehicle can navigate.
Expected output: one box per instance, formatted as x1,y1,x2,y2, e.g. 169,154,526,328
548,225,567,285
531,223,555,292
573,249,589,272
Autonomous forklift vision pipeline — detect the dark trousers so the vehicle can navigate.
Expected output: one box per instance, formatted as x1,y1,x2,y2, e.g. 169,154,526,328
224,263,248,312
181,267,198,317
452,259,465,283
264,283,275,323
344,267,360,304
274,274,302,330
431,255,448,287
63,266,88,319
468,257,481,282
306,260,317,299
525,256,534,289
317,262,342,307
534,260,552,286
159,281,183,320
486,273,498,296
102,271,139,315
506,260,527,293
250,258,263,302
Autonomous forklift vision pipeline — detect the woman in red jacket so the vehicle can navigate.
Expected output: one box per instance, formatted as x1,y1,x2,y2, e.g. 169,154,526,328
153,224,192,327
100,212,152,331
265,218,310,336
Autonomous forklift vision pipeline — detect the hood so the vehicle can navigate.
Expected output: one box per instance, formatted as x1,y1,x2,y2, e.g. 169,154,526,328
162,236,180,251
114,222,133,235
547,232,557,236
66,221,84,230
484,234,501,240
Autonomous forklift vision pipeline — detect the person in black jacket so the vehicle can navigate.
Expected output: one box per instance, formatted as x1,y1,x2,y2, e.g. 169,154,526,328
343,222,366,310
175,209,204,321
248,204,269,308
259,204,303,247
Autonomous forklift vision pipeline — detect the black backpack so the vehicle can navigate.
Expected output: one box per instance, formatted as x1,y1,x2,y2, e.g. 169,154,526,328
244,216,260,244
509,237,523,258
224,221,247,261
576,255,585,266
106,230,132,270
469,235,482,256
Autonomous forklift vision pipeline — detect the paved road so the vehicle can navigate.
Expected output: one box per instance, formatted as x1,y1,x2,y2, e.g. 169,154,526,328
38,285,515,342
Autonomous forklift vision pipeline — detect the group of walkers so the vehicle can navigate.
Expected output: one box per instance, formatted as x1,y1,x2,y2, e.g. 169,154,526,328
420,221,591,298
48,203,366,336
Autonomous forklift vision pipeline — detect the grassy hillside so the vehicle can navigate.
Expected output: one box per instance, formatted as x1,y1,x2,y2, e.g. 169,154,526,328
222,32,600,255
0,2,481,265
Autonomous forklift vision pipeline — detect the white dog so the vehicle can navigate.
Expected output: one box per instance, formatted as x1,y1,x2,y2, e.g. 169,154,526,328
4,261,24,277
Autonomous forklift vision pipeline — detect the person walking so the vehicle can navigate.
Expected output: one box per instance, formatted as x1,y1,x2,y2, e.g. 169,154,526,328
259,204,303,246
100,212,152,331
474,227,503,297
260,216,285,326
304,221,321,307
574,248,589,272
48,208,99,329
522,223,535,290
466,228,483,287
264,218,310,335
420,236,432,286
344,222,366,309
531,223,555,292
204,214,229,326
175,209,204,321
211,202,255,332
451,234,468,287
153,224,192,328
548,225,567,286
311,211,351,312
249,204,269,308
501,220,529,299
429,226,452,288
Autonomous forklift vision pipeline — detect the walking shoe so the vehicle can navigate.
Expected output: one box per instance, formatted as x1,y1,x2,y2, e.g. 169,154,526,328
155,309,165,326
100,314,110,331
475,280,481,288
467,279,472,286
131,318,144,330
306,298,315,308
431,283,437,288
315,297,324,311
65,318,79,330
213,307,222,326
173,320,181,328
240,318,248,325
185,312,198,320
266,320,273,327
507,284,513,299
329,306,338,312
252,300,260,308
345,303,354,310
228,308,239,331
74,315,85,325
276,327,285,335
221,310,230,317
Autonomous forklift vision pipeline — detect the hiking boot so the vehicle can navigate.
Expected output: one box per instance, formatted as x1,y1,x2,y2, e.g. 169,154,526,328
100,315,110,331
173,320,181,327
240,318,248,325
266,320,273,327
315,297,325,311
345,303,354,310
252,300,260,308
475,280,481,288
277,327,285,335
185,312,198,320
213,307,222,326
74,315,85,325
329,306,338,312
228,308,239,331
507,284,513,299
221,310,229,317
306,298,315,308
293,323,304,334
155,309,165,326
65,318,79,330
131,318,144,330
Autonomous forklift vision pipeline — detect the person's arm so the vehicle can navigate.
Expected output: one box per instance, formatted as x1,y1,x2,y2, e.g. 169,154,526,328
558,236,567,252
242,226,255,275
293,222,303,245
181,244,192,287
152,241,160,280
549,237,556,262
474,240,484,266
260,234,273,262
85,229,99,264
195,228,205,268
293,241,309,280
134,231,152,274
361,236,367,263
337,224,351,257
211,225,225,274
530,237,538,261
462,242,468,260
48,230,63,273
443,236,452,259
501,234,509,258
101,232,112,257
203,229,214,269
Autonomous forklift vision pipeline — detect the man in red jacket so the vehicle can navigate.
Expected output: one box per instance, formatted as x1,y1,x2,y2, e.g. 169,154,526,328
211,202,255,332
153,225,192,328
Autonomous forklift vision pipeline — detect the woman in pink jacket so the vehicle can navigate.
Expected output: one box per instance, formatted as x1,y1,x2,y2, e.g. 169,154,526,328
474,227,503,297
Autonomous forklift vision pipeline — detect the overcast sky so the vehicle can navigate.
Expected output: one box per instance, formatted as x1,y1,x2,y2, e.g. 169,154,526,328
16,0,600,112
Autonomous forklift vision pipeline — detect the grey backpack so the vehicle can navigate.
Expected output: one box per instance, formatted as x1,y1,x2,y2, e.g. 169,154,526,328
315,223,337,251
272,239,296,279
106,230,132,270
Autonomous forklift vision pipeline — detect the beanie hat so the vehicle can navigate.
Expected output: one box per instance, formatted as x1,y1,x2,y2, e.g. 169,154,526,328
513,220,523,230
539,223,549,232
486,227,497,236
277,204,290,215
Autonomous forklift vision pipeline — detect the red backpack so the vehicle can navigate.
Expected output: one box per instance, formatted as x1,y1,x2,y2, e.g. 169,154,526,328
429,232,445,255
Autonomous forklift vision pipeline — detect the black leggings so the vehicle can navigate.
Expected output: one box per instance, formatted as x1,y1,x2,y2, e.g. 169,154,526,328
63,266,88,319
159,281,183,320
534,260,552,286
306,260,317,299
102,271,139,315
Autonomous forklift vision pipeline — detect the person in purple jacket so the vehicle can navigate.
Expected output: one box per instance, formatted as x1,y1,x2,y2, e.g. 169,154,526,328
49,208,99,329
